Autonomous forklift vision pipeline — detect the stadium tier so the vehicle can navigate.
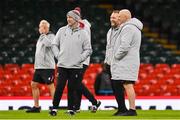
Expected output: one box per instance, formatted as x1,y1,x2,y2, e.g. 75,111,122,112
0,63,179,96
0,0,180,97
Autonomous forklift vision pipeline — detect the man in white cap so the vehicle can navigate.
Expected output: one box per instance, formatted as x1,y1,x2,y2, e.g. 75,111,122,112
49,9,92,116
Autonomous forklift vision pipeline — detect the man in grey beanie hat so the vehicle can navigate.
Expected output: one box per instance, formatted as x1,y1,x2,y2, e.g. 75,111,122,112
49,8,92,116
67,9,81,22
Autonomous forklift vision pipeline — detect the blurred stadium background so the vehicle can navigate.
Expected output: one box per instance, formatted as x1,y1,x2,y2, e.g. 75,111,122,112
0,0,180,111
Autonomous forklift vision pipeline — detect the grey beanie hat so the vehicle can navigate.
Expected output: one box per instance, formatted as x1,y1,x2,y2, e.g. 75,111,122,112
67,10,81,21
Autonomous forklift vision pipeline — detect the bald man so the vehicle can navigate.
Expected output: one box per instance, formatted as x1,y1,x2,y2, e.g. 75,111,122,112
110,9,143,116
119,9,132,24
26,20,55,113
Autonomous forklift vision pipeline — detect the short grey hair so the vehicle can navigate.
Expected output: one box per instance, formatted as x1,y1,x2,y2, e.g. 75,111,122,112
40,20,50,28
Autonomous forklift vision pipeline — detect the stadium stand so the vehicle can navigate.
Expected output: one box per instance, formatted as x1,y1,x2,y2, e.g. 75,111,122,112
0,0,179,96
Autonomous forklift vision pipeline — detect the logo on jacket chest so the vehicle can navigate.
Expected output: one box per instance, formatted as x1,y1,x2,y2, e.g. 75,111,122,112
64,33,81,42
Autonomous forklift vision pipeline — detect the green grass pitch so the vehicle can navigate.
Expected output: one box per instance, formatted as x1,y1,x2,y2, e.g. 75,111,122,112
0,110,180,120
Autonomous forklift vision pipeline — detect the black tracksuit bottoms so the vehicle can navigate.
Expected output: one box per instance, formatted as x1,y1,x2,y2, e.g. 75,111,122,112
52,67,82,110
106,64,127,112
111,80,127,112
74,65,97,110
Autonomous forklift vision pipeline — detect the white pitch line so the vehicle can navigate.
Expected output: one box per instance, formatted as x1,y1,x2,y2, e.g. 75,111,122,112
0,118,177,120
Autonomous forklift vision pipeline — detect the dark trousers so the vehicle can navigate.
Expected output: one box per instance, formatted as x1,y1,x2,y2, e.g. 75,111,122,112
74,65,97,110
111,80,127,112
105,64,127,112
105,64,111,77
52,67,82,110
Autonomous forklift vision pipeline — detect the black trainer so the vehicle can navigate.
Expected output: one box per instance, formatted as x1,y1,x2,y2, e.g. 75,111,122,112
65,110,76,116
26,106,40,113
115,109,137,116
91,101,101,113
49,109,57,116
113,110,127,116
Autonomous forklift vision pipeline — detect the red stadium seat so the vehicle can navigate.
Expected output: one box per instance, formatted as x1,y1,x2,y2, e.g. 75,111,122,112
21,64,34,69
155,63,169,68
174,79,180,85
3,73,13,80
143,65,154,73
162,86,178,96
156,73,165,80
138,71,148,80
4,64,19,69
171,64,180,69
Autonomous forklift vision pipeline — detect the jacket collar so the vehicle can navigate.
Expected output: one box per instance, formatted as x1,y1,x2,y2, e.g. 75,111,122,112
68,25,81,32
